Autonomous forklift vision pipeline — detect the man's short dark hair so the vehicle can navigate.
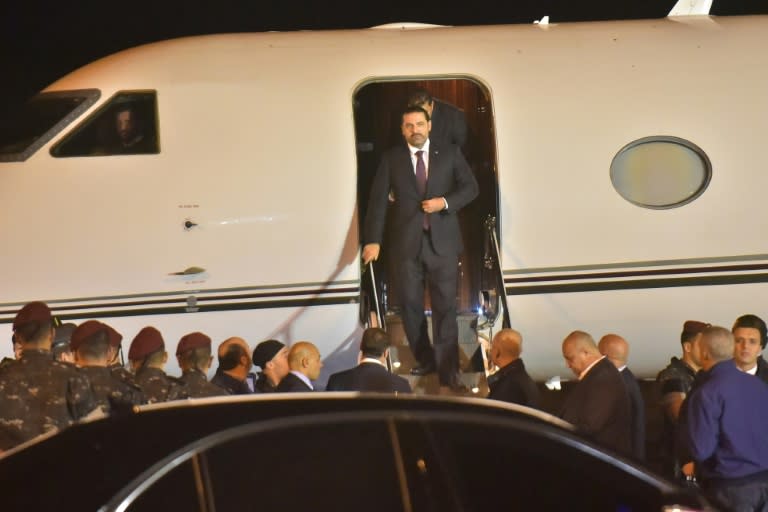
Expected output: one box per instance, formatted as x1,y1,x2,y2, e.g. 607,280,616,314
179,346,212,371
77,329,110,360
218,343,247,371
360,328,390,358
407,88,433,108
14,321,52,345
732,314,768,349
402,106,430,123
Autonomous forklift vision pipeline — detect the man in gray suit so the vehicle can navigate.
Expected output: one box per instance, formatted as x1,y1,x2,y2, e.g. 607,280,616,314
362,106,478,392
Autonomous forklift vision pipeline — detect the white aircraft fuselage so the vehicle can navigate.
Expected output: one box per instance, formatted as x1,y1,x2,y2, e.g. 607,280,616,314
1,15,766,384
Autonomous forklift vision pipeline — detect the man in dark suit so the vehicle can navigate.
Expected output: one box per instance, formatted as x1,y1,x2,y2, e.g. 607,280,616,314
487,328,540,408
276,341,322,392
407,88,467,148
598,334,645,461
559,331,632,456
326,328,411,393
362,106,478,393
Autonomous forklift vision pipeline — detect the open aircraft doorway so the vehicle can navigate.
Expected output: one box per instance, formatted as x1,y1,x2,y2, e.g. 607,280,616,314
353,78,501,340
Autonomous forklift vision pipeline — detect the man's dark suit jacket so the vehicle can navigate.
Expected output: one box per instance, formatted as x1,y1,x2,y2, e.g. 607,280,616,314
276,372,312,392
621,367,646,461
430,99,468,148
364,141,478,259
756,356,768,385
487,358,541,409
326,361,412,393
559,357,632,456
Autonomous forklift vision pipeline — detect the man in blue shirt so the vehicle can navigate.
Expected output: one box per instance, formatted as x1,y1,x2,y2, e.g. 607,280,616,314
685,325,768,511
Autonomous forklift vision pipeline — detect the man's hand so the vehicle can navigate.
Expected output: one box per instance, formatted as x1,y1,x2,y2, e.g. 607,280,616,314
362,243,380,264
421,197,446,214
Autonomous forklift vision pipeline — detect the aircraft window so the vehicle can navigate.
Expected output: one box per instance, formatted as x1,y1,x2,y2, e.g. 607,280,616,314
51,90,159,157
0,89,100,162
610,136,711,209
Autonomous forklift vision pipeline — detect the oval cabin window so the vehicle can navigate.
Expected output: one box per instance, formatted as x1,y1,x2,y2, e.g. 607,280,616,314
610,136,711,209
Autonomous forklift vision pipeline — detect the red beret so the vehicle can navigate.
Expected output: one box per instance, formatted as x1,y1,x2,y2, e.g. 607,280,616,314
128,326,165,360
12,301,52,331
682,320,710,336
70,320,123,351
176,332,211,355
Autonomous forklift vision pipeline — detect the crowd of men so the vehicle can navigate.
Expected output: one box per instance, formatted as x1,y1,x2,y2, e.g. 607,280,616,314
2,300,767,510
485,317,768,511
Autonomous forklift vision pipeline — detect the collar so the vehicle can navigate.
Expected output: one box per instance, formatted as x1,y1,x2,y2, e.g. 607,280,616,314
617,364,627,372
290,370,313,390
579,356,605,381
743,363,759,375
408,138,430,155
360,357,385,367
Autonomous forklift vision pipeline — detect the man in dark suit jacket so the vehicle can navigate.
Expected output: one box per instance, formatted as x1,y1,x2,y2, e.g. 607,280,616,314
559,331,632,456
362,106,478,392
407,88,467,148
326,328,411,393
599,334,646,461
487,328,540,408
276,341,321,392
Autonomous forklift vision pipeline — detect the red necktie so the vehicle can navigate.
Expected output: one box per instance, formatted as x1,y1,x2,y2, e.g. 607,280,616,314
415,150,429,230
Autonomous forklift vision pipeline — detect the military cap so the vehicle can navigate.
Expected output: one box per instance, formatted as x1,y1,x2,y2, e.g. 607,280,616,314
252,339,285,368
129,326,165,360
70,320,123,351
52,323,77,350
682,320,710,336
12,301,52,331
176,332,211,355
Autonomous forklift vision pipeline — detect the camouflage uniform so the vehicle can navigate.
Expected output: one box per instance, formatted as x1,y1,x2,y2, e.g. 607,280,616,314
110,363,140,387
134,367,186,403
79,366,146,414
254,373,278,393
656,356,698,479
0,349,96,446
178,368,230,398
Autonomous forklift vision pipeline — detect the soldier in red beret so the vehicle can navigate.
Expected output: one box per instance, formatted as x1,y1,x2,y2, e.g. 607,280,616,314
71,320,146,413
128,326,184,403
655,319,709,481
0,302,96,450
176,332,229,398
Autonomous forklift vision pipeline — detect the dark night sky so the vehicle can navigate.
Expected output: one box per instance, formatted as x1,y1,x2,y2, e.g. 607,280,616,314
1,0,766,113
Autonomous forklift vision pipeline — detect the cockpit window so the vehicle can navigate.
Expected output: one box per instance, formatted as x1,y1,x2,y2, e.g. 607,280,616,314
51,91,160,157
0,89,100,162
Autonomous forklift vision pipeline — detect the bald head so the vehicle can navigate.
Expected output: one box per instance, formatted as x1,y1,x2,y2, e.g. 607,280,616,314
217,337,252,377
288,341,323,380
562,330,602,377
491,328,523,368
598,334,629,369
699,326,735,371
219,337,249,358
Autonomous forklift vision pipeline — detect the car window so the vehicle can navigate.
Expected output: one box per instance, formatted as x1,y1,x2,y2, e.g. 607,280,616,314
396,417,664,511
203,419,405,511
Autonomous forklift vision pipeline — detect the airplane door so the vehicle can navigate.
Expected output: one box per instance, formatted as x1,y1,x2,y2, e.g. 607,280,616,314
354,78,500,317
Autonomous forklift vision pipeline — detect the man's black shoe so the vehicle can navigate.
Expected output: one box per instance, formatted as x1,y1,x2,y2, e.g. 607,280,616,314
410,364,436,376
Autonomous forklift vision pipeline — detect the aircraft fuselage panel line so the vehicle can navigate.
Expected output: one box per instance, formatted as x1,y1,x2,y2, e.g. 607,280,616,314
506,273,768,296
